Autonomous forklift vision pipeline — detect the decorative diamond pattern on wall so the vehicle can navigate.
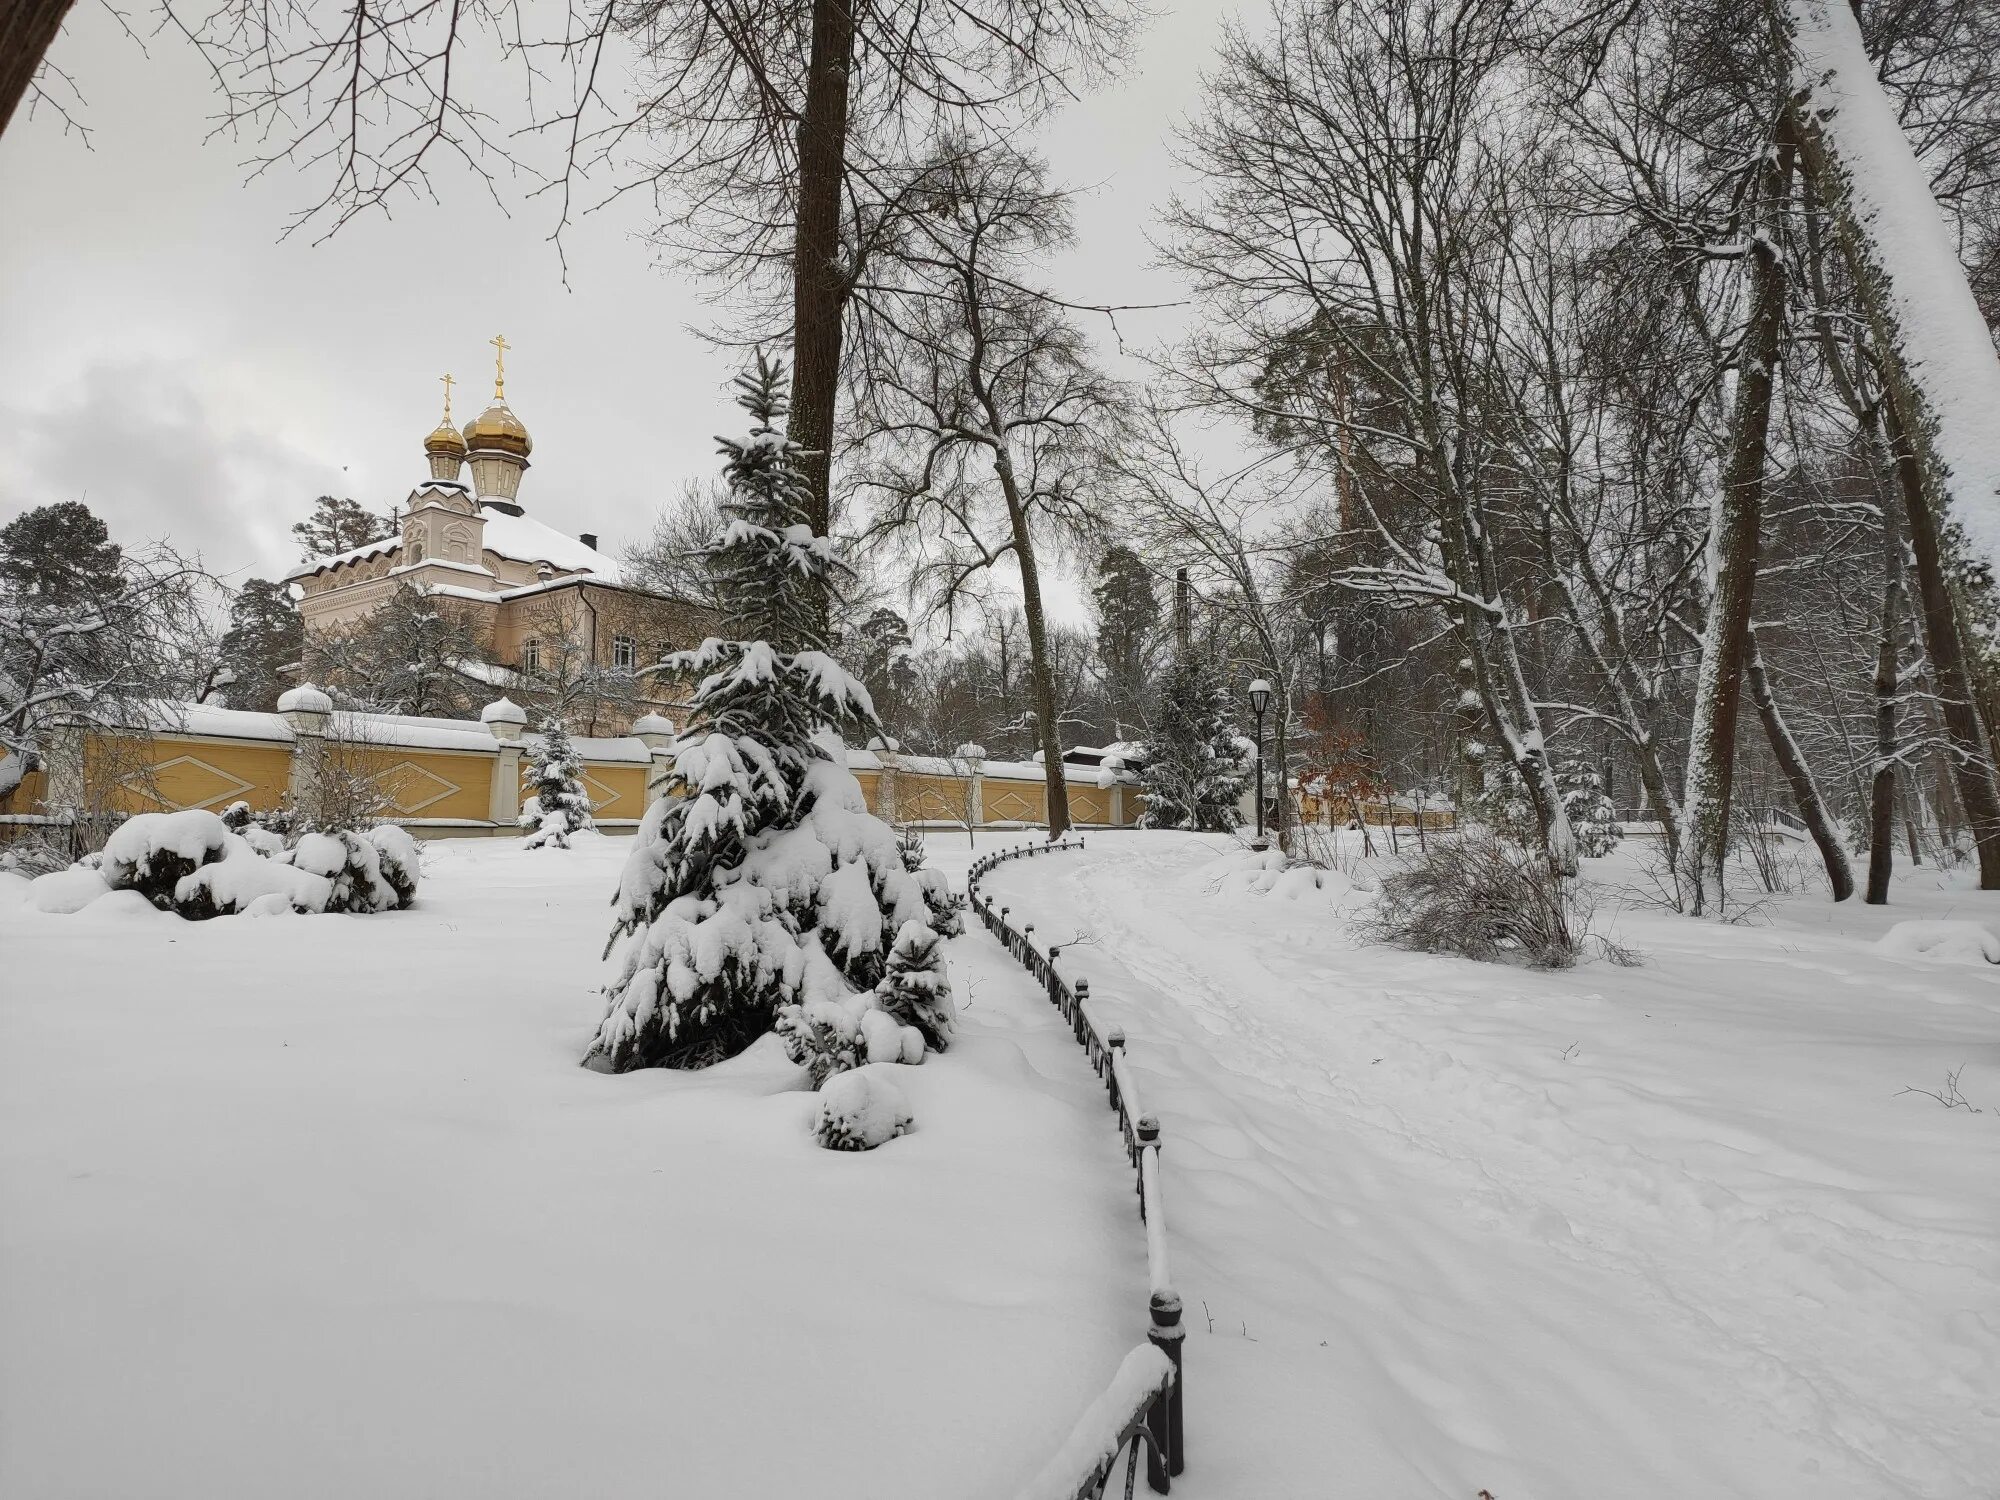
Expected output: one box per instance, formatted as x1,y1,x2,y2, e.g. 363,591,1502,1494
372,761,459,815
131,756,255,811
579,770,618,812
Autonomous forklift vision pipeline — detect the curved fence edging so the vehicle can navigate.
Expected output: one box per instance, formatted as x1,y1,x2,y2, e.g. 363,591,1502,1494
966,838,1187,1499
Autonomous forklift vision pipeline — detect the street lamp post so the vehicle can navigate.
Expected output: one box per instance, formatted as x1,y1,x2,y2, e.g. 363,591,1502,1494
1248,678,1272,848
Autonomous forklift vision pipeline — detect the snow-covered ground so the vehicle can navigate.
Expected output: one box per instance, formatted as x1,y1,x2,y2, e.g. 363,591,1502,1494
978,831,2000,1499
0,834,1144,1499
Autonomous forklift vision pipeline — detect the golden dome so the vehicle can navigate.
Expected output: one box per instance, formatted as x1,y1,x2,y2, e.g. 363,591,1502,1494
463,400,532,458
424,418,468,457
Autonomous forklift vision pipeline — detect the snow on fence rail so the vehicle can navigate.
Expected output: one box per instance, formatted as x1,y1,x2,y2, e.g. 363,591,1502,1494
967,838,1187,1499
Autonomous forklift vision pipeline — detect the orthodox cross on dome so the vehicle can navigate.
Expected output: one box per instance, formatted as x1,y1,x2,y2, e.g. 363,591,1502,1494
490,334,511,400
440,371,455,421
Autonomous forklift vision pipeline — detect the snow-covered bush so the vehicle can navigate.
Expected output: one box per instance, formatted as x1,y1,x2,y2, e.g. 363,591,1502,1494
1365,834,1612,970
174,854,331,920
1557,758,1621,858
41,808,422,920
289,828,415,914
778,988,926,1085
100,809,232,909
814,1065,915,1151
585,359,945,1073
521,719,594,849
874,921,955,1053
914,864,965,938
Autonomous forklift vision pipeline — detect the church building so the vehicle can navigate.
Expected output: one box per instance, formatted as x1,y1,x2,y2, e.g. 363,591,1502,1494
286,340,714,734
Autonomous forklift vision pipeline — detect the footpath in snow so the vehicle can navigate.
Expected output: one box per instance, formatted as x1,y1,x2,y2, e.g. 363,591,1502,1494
979,831,2000,1500
0,835,1141,1500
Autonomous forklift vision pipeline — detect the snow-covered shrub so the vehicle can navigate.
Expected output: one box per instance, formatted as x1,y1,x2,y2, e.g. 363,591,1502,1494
1463,757,1540,848
289,829,407,914
914,864,964,938
586,359,944,1073
521,719,594,849
1366,834,1609,969
777,998,869,1086
874,921,955,1053
1558,758,1621,858
174,852,331,919
367,824,421,908
100,809,231,909
814,1065,914,1151
26,864,113,913
895,824,926,874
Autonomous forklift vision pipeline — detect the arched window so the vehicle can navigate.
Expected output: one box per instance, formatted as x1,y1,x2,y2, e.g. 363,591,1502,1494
407,537,426,563
612,634,637,672
523,637,541,672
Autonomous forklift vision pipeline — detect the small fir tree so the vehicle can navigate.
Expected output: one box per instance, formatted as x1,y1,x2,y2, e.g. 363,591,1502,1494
874,920,955,1052
585,357,943,1074
1141,653,1252,831
1557,757,1622,858
521,719,595,849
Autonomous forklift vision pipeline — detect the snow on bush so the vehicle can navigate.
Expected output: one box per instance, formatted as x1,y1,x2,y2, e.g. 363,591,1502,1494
100,809,232,909
813,1065,915,1152
27,807,421,920
521,719,595,850
26,864,113,914
1366,834,1629,969
174,852,332,919
585,359,951,1074
874,921,955,1053
1876,919,2000,965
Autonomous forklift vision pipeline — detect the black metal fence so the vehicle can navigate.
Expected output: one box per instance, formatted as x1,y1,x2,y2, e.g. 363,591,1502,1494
967,839,1187,1499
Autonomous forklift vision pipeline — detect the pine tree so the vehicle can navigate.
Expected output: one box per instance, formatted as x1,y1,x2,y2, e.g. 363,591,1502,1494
1091,545,1161,736
521,719,595,849
874,920,955,1052
292,496,391,560
1140,653,1252,831
1556,757,1621,859
585,357,943,1073
217,578,304,711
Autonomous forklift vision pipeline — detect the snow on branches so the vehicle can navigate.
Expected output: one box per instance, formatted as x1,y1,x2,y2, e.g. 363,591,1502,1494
584,358,953,1095
521,719,594,849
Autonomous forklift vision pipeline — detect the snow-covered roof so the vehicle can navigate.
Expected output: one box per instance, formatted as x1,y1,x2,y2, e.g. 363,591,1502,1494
337,711,501,753
478,509,621,581
284,537,399,582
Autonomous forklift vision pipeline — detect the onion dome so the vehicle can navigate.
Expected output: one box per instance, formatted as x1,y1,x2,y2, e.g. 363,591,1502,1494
463,400,532,458
424,417,468,458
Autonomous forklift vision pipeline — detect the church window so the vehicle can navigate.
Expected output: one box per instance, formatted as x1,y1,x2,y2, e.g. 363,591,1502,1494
524,637,542,672
408,537,426,563
612,634,637,671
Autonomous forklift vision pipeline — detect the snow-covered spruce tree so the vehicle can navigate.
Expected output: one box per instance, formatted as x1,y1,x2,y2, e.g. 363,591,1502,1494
875,919,955,1052
585,357,942,1074
521,718,594,849
1141,652,1252,831
1557,758,1621,860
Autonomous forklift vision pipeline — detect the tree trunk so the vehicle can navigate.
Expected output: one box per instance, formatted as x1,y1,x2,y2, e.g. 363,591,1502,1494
995,461,1071,840
1682,205,1786,913
1886,400,2000,886
1745,629,1854,900
0,0,73,138
1866,491,1905,903
788,0,855,555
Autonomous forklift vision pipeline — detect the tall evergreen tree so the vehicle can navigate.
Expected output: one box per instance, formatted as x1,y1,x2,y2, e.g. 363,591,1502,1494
217,579,304,711
1091,544,1161,737
586,358,940,1073
1140,653,1252,831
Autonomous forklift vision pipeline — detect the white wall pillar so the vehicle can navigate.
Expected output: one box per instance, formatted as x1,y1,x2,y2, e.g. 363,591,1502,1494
278,684,334,811
481,697,528,831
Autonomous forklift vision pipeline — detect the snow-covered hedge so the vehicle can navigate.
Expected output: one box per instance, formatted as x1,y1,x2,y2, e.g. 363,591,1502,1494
24,808,421,920
814,1065,915,1151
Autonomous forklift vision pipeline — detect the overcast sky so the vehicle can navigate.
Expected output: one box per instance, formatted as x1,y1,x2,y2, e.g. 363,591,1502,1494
0,3,1242,623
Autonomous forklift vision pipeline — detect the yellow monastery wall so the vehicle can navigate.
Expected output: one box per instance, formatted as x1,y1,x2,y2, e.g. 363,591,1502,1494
2,703,1145,845
92,734,295,817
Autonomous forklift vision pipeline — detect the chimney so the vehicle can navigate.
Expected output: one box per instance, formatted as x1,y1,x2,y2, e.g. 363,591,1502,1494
580,532,599,552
